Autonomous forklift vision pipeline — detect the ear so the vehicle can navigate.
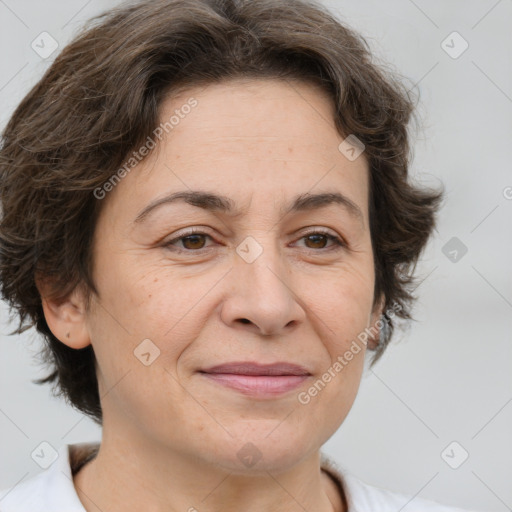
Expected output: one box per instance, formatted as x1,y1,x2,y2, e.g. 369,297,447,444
35,276,91,349
367,293,385,351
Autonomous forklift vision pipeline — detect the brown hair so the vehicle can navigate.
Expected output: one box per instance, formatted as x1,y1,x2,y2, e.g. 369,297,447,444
0,0,443,423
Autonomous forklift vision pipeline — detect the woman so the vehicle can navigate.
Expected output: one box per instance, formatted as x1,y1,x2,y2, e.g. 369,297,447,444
0,0,477,510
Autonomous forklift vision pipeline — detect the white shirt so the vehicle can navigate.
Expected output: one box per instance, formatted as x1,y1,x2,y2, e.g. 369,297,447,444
0,444,478,512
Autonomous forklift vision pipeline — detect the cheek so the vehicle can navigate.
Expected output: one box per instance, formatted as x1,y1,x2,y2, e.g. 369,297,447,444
87,274,206,433
85,261,190,394
296,340,366,448
297,261,372,417
96,253,201,334
303,261,375,336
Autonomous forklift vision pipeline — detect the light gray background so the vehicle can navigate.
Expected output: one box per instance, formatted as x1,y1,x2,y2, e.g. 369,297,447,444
1,1,511,510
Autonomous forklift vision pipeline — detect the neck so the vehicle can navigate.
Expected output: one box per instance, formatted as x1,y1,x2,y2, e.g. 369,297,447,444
73,425,344,512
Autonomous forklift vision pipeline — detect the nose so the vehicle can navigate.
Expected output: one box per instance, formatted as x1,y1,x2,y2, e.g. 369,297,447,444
220,239,306,337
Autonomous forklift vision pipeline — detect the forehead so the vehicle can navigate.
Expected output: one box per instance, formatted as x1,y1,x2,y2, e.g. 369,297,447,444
160,77,337,147
104,78,370,226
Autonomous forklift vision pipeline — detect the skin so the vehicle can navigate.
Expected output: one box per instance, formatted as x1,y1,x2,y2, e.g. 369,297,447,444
39,78,384,512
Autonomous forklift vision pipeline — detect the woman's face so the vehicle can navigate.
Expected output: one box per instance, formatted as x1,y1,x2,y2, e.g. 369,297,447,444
66,78,383,471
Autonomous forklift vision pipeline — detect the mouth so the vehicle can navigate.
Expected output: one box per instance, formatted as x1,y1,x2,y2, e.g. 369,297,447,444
198,361,311,398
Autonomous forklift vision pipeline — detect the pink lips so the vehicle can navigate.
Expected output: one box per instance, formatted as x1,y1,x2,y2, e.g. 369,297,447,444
199,362,311,397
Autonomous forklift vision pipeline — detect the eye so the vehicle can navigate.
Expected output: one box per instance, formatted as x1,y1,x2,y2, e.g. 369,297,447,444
163,227,346,254
163,229,214,252
294,229,345,251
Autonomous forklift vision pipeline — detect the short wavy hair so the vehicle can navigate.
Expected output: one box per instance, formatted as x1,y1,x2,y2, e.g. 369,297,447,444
0,0,443,423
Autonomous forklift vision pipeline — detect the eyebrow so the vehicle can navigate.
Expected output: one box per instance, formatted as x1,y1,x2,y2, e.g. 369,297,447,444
133,190,364,226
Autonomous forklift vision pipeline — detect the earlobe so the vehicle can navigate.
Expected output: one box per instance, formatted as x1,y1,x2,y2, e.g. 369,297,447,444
39,287,91,350
367,294,386,350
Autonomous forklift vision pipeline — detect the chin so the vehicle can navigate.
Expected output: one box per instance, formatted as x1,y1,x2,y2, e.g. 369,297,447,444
200,424,320,475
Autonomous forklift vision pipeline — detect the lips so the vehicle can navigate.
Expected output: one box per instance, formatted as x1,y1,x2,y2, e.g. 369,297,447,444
198,362,311,397
199,361,311,376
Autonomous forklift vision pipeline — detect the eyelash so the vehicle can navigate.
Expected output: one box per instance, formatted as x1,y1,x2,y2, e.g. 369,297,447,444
163,227,346,253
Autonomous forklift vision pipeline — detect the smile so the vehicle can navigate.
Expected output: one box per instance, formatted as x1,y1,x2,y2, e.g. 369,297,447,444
199,373,310,397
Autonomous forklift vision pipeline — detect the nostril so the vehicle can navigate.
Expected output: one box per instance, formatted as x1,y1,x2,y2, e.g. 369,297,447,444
239,318,251,324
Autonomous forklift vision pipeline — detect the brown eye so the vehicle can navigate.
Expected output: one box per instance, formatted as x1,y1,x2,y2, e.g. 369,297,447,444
304,233,329,249
297,231,344,251
164,231,214,252
180,234,208,250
